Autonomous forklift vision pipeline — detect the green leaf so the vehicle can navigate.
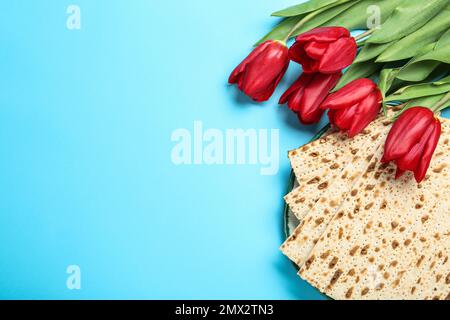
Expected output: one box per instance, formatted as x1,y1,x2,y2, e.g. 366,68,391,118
355,42,392,63
255,17,303,45
396,42,450,81
256,1,359,45
376,4,450,62
432,92,450,112
436,29,450,49
434,75,450,85
378,68,400,114
260,0,400,45
324,0,402,30
389,94,445,120
378,68,400,96
406,94,445,112
333,61,381,91
418,41,441,56
385,76,450,102
396,61,441,82
389,63,450,94
367,0,448,44
288,0,360,38
271,0,343,17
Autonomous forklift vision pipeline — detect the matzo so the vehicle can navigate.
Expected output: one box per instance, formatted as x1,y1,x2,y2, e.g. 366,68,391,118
298,118,450,300
282,126,390,267
286,116,391,221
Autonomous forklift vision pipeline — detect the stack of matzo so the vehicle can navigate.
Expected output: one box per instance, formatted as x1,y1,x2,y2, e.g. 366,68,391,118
281,113,450,300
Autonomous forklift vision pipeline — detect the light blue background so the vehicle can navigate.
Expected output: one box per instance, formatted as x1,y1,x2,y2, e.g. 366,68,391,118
3,1,446,300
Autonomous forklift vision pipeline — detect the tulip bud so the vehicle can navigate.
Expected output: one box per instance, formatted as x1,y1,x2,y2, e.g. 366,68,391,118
382,107,441,183
289,27,357,74
320,78,382,137
279,72,341,125
229,40,289,102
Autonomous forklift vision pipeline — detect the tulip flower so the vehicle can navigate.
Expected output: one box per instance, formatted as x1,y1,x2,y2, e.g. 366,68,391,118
382,107,441,183
229,40,289,102
279,72,341,124
289,27,357,74
320,78,382,137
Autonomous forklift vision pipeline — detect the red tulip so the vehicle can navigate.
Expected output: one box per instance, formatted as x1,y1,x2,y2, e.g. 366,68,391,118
289,27,357,74
381,107,441,183
320,78,382,137
279,72,341,124
229,40,289,102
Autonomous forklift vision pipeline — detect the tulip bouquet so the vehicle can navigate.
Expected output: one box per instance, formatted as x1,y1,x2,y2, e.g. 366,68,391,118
229,0,450,182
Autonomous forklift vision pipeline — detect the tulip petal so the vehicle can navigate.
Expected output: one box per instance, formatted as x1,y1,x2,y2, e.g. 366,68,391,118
348,91,382,138
327,109,336,126
288,42,318,73
249,63,289,102
318,37,357,73
228,41,271,84
395,122,435,182
295,27,350,43
304,41,328,60
240,42,289,101
383,107,434,162
332,103,358,131
321,78,377,110
287,89,305,113
415,119,441,183
396,131,428,172
298,73,341,124
279,73,312,105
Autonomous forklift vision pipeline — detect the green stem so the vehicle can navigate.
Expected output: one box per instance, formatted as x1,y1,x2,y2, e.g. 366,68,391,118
431,91,450,113
354,28,376,41
356,39,367,48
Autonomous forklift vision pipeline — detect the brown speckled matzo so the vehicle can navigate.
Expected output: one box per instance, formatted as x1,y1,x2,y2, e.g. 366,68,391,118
286,116,390,221
298,118,450,300
282,126,390,267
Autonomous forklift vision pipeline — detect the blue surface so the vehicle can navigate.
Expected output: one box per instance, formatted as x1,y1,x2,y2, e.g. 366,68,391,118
3,1,447,300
